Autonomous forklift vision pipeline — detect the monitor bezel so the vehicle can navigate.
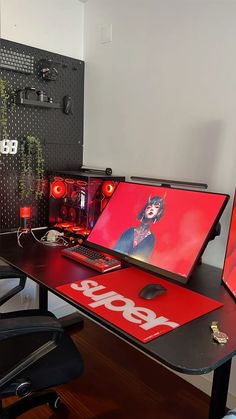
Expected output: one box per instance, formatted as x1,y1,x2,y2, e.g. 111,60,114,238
86,181,229,284
222,191,236,299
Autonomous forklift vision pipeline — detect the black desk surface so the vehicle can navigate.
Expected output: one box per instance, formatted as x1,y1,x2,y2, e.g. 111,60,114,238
0,230,236,376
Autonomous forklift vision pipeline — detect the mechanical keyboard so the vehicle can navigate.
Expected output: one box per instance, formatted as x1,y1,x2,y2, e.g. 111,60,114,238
0,47,34,74
61,245,121,273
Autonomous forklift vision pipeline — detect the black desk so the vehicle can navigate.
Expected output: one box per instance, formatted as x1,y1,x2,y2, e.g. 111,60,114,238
0,230,236,419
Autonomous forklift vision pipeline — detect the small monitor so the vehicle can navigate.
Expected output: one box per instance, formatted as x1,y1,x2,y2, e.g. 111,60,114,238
222,191,236,299
87,182,229,283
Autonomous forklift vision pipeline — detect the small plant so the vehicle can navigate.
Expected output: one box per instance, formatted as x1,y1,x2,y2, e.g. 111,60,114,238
0,79,10,140
19,135,45,200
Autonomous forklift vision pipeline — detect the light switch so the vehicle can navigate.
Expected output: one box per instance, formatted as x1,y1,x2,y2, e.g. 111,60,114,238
100,24,112,44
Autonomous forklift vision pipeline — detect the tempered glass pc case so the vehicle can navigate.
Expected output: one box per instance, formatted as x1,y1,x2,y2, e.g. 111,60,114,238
49,171,125,237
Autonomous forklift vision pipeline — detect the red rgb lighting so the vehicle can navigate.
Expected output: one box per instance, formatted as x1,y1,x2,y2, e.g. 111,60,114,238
20,207,31,218
51,180,66,199
102,181,115,197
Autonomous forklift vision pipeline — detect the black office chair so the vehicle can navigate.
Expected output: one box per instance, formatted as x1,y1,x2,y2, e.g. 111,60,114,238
0,309,84,418
0,263,27,310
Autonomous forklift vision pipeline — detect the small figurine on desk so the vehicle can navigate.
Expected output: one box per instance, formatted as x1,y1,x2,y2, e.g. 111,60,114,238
114,195,165,262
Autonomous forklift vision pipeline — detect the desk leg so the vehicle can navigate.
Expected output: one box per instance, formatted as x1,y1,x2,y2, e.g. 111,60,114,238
39,285,84,329
209,359,232,419
39,285,48,311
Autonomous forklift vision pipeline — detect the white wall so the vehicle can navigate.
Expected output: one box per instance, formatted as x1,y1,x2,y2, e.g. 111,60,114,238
83,0,236,408
83,0,236,269
0,0,84,58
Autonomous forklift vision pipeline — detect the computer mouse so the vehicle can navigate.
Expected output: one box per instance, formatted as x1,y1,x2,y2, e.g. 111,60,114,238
139,283,167,300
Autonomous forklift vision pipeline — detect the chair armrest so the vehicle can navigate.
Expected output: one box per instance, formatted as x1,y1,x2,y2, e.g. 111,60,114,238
0,315,65,389
0,266,26,306
0,266,26,279
0,315,63,340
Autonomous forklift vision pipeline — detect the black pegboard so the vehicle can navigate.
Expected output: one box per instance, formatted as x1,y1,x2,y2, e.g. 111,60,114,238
0,39,84,231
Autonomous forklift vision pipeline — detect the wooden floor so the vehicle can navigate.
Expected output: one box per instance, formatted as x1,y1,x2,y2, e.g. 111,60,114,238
3,317,211,419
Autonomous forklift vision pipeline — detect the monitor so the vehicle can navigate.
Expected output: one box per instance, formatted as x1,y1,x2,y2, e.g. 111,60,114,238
87,182,229,283
222,191,236,299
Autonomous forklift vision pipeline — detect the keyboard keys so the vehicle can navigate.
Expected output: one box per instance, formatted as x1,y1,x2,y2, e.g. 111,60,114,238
61,245,121,273
0,48,34,74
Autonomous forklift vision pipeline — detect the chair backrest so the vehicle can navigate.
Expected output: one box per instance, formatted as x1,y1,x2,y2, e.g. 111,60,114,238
0,310,83,398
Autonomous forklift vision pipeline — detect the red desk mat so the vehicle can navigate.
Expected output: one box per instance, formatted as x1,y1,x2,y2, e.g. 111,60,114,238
56,267,223,343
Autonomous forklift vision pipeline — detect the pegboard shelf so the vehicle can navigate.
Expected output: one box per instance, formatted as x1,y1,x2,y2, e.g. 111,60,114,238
0,38,84,232
15,98,61,109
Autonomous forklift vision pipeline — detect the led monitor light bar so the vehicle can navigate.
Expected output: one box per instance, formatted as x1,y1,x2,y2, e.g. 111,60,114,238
87,182,229,284
130,176,208,190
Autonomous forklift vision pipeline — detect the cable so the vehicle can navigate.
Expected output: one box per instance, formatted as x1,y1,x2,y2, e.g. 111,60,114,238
16,228,24,248
39,230,68,246
17,229,69,248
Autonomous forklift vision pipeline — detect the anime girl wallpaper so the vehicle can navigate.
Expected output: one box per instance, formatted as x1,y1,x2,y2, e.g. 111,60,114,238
114,195,165,262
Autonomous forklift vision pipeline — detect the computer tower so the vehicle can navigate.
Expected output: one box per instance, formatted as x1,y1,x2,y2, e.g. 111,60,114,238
49,171,125,237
